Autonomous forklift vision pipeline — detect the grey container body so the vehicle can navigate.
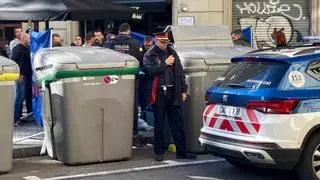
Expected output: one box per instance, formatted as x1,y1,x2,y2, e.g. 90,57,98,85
0,56,19,173
184,69,228,153
49,75,135,165
0,82,14,173
169,25,255,153
34,47,139,165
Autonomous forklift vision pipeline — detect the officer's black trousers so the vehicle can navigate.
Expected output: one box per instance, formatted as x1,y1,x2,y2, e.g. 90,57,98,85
153,87,187,156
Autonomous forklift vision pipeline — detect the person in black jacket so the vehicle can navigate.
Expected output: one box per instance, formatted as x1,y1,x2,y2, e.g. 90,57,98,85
143,32,197,161
11,33,32,126
93,29,105,47
104,23,142,62
138,35,154,121
105,23,143,135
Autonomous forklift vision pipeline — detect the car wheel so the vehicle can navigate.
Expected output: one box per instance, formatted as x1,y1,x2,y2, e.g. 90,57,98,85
226,158,251,168
296,133,320,180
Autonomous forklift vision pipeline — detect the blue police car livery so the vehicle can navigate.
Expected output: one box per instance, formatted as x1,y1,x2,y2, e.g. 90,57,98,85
199,46,320,180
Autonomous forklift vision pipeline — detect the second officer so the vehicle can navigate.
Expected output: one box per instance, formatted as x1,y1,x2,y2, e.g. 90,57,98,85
143,32,197,161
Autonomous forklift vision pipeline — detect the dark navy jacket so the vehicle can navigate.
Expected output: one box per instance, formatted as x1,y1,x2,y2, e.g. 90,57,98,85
143,45,187,106
104,34,143,66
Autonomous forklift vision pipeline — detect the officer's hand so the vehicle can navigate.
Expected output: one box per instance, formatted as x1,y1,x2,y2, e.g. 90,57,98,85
181,92,187,102
165,55,175,66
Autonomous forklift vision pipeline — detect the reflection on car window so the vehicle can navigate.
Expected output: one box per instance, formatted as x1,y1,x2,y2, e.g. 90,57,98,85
306,60,320,81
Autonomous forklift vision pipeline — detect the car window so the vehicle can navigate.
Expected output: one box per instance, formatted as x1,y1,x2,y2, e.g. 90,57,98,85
306,60,320,81
213,61,290,89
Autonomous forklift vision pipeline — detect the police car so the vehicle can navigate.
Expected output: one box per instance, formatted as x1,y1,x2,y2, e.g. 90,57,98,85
199,45,320,179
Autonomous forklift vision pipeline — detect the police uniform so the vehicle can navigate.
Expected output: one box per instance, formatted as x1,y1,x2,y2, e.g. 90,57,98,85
143,32,196,161
104,34,143,63
105,33,143,135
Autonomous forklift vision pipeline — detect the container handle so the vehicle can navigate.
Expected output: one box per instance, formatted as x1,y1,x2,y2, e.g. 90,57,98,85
2,64,19,72
35,64,53,71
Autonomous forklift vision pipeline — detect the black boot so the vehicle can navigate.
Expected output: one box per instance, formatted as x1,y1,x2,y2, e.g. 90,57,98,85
155,154,164,161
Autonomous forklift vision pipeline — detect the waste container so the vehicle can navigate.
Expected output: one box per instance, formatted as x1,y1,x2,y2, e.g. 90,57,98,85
166,25,254,153
33,47,139,165
0,56,19,173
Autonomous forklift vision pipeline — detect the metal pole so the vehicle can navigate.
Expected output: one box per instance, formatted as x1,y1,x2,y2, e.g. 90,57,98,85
172,0,178,25
84,20,87,36
45,21,49,30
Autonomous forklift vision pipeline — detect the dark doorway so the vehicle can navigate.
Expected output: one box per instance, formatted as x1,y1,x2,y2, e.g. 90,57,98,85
79,0,172,38
5,27,15,41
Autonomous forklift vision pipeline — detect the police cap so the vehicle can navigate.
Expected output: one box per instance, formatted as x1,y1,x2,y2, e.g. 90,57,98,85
153,32,169,43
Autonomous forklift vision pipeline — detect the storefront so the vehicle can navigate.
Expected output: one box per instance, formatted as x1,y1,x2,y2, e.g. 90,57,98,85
112,0,171,34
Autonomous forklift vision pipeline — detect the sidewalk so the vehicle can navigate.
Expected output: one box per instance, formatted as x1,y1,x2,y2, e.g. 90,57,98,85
13,122,44,158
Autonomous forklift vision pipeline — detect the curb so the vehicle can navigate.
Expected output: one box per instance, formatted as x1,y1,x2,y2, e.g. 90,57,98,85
13,145,42,159
12,144,154,159
13,135,154,159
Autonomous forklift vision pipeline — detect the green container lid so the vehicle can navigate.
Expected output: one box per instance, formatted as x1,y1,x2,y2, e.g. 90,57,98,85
33,47,140,84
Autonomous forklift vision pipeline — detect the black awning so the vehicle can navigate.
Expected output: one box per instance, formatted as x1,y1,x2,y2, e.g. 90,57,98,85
0,0,139,21
113,0,167,12
113,0,166,3
0,0,68,21
63,0,137,20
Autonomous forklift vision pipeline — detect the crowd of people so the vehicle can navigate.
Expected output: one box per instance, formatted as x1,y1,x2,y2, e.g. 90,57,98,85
2,22,197,162
50,29,117,48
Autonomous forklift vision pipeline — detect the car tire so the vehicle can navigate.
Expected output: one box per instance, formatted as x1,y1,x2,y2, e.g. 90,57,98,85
296,132,320,180
226,158,251,168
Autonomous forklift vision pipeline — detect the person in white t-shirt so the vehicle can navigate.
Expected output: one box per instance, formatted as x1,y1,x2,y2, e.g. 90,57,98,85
9,27,22,58
82,32,95,47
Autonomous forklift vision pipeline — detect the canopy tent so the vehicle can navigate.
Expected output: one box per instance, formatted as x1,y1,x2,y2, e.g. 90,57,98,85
0,0,137,21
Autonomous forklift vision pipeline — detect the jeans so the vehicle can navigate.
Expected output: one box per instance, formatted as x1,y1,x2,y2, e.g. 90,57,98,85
138,74,148,120
25,77,33,113
14,79,25,122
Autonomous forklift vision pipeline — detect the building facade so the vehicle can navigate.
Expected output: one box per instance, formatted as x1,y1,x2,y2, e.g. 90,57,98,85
1,0,319,49
311,0,320,37
172,0,320,48
172,0,232,29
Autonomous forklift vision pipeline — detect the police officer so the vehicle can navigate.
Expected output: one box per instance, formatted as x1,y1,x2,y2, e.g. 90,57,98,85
104,23,142,61
143,32,197,161
139,35,154,120
105,23,142,135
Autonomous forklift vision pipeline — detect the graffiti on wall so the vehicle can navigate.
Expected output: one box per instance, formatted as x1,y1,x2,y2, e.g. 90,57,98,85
235,0,306,21
233,0,309,49
238,15,303,48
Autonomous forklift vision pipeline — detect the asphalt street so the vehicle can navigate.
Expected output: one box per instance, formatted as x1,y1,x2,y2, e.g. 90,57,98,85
0,147,299,180
76,160,298,180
